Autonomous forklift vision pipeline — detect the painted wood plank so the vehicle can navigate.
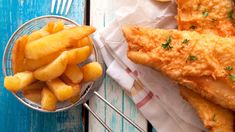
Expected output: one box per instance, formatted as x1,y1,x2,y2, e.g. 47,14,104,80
89,0,148,131
123,93,148,132
105,77,123,131
89,0,107,131
89,80,106,132
0,0,85,132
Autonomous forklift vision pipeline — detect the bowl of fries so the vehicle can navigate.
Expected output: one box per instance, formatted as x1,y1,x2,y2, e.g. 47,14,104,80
2,15,105,112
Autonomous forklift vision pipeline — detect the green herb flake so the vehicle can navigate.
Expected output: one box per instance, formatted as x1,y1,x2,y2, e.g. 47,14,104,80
187,55,197,61
202,11,209,17
190,25,197,29
162,36,172,50
182,39,190,44
212,114,216,122
225,66,233,71
228,74,235,82
228,10,234,19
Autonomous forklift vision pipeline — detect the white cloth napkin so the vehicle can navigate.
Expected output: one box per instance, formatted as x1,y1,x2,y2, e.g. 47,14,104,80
93,0,208,131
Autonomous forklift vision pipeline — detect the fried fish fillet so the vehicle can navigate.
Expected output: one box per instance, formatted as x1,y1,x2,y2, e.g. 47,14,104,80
176,0,235,37
180,86,234,132
176,0,235,131
123,26,235,112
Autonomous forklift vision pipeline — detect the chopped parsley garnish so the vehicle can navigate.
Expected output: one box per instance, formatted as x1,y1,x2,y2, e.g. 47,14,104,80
225,66,233,71
162,36,172,50
228,74,235,82
202,11,208,17
228,10,234,19
182,39,190,44
187,55,197,61
212,114,216,122
190,25,197,29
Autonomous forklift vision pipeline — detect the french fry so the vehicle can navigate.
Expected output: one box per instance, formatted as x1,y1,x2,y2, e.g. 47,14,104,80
23,81,46,91
4,71,36,92
51,20,64,33
44,21,64,34
25,26,96,59
60,74,81,103
34,51,68,81
41,87,57,111
68,84,81,103
67,46,91,64
43,21,55,33
68,94,81,103
24,51,61,71
47,78,78,101
60,74,73,84
23,89,42,103
76,37,93,50
28,30,50,42
81,62,103,82
12,35,28,73
64,65,83,83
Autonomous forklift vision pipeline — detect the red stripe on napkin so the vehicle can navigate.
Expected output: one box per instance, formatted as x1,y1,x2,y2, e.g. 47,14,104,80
125,68,138,77
137,92,153,108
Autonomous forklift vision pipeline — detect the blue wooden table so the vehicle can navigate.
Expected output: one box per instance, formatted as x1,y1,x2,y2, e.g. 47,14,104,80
0,0,85,131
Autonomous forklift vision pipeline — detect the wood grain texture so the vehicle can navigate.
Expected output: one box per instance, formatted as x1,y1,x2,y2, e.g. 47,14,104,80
89,0,148,131
0,0,85,132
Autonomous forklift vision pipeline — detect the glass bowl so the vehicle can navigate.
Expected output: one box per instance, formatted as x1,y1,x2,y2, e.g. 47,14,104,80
2,15,105,112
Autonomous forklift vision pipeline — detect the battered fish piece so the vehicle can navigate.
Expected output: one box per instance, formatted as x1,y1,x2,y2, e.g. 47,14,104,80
176,0,235,37
177,0,235,131
180,87,234,132
123,26,235,111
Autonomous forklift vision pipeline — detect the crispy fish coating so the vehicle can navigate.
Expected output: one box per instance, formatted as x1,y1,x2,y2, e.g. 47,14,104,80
123,26,235,111
176,0,235,37
180,86,234,132
176,1,235,131
176,0,235,132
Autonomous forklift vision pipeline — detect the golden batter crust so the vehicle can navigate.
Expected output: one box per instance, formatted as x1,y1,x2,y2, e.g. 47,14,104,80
176,0,235,37
123,26,235,111
180,86,234,132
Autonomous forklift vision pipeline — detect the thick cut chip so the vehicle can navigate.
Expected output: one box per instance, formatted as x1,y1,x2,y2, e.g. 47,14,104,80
25,26,95,59
81,62,103,82
28,30,50,42
123,26,235,111
67,46,91,64
51,20,64,33
44,21,64,34
68,95,81,103
23,81,46,91
64,65,83,83
180,87,234,132
4,71,35,92
41,87,57,111
44,21,55,33
76,37,93,50
23,89,42,104
47,78,78,101
25,51,61,71
34,51,68,81
12,35,28,73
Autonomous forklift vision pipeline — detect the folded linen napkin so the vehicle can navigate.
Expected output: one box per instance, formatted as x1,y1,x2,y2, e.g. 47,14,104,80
93,0,208,131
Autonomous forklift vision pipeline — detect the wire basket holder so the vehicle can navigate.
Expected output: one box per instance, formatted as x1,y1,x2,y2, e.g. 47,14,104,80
2,15,145,132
